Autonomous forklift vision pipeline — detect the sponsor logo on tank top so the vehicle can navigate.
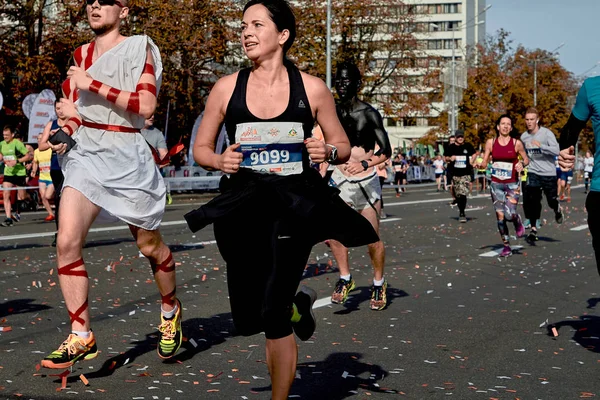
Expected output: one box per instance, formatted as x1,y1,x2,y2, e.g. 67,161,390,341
298,100,306,108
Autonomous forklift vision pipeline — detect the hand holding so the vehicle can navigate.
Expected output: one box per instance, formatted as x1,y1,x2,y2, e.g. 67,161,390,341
304,138,328,163
67,66,93,91
218,143,243,174
558,146,575,171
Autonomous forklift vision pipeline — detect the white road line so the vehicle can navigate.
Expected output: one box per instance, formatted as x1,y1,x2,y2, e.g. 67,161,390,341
386,194,488,207
381,218,401,223
465,207,485,212
0,220,189,242
571,224,588,231
313,297,332,309
479,245,524,257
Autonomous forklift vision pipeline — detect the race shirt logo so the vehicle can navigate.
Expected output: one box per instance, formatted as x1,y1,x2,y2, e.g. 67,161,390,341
235,122,304,176
525,143,542,156
491,161,513,180
454,155,467,168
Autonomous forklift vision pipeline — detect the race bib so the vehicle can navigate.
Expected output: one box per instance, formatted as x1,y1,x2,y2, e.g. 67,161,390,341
3,155,15,161
40,161,51,173
454,155,467,168
491,161,513,180
235,122,304,176
394,165,403,172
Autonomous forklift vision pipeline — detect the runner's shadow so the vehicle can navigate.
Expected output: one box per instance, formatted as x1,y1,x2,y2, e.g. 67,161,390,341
302,263,338,280
450,216,478,222
251,352,401,399
66,313,236,382
548,314,600,353
587,298,600,309
0,243,49,251
169,243,206,253
334,286,408,315
0,298,51,318
83,238,135,248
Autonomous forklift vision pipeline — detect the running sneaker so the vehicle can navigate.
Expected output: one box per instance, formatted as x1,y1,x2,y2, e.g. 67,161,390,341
41,332,98,369
459,213,467,223
370,281,388,311
13,212,20,222
331,277,356,304
450,199,457,206
523,219,531,229
292,286,317,341
44,215,55,222
500,245,512,257
157,299,183,359
380,210,387,219
526,231,539,244
515,221,526,238
1,218,14,227
536,219,541,229
51,233,57,247
555,207,564,224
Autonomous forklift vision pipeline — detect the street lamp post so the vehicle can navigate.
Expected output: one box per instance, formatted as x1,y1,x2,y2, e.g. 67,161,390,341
519,42,564,106
449,4,491,134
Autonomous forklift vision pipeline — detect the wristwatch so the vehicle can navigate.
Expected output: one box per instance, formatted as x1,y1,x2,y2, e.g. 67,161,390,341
326,144,338,162
361,160,369,171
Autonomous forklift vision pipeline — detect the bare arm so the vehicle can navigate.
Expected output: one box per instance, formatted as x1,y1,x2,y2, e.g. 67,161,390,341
307,76,350,164
193,75,242,174
361,108,392,169
480,139,493,167
68,48,158,119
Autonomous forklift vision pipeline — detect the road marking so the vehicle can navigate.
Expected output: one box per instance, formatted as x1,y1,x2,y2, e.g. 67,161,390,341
571,224,588,231
0,220,189,242
386,194,488,207
313,297,332,309
466,207,485,212
479,245,524,257
381,218,401,223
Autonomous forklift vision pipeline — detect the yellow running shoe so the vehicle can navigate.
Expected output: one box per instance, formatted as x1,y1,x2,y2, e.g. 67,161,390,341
331,277,356,304
157,299,183,359
41,332,98,369
370,281,388,311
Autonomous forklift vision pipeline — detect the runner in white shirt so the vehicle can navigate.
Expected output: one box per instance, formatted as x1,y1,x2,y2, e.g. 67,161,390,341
584,150,594,194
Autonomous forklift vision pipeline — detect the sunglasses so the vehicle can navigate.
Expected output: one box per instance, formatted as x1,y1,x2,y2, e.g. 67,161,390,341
86,0,124,7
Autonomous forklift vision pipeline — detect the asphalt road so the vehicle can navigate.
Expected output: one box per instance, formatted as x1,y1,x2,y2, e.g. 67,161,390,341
1,183,599,399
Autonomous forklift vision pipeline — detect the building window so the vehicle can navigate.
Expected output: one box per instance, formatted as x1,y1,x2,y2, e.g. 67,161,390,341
403,117,417,127
387,118,398,127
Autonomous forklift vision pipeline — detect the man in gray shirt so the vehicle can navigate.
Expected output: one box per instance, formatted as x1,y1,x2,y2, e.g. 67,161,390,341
520,107,563,244
141,115,168,161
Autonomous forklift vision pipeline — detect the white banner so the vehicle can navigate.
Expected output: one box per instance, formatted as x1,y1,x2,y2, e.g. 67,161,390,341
0,90,3,111
22,93,38,119
27,89,56,142
188,112,228,166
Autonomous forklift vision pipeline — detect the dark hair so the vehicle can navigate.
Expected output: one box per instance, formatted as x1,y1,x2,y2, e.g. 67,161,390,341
335,61,362,82
2,125,15,133
243,0,296,54
495,114,513,133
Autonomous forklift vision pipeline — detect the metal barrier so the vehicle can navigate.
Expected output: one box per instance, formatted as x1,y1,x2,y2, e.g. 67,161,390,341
406,166,435,182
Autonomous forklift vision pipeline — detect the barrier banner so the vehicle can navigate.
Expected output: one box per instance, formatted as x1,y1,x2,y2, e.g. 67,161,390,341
22,93,38,119
0,90,3,110
27,89,56,142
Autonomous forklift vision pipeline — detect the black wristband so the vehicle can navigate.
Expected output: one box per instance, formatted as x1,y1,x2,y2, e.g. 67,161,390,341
361,160,369,171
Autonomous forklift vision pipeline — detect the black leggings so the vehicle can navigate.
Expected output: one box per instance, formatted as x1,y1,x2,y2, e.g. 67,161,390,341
214,211,313,340
587,192,600,276
523,173,559,228
50,169,64,230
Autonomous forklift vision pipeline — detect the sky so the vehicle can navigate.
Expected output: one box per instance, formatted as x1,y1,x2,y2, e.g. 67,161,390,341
485,0,600,77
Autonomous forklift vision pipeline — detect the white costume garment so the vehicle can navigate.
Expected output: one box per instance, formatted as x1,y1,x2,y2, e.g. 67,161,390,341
63,35,166,230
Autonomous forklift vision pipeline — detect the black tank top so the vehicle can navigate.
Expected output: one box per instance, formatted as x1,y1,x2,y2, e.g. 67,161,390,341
224,62,314,173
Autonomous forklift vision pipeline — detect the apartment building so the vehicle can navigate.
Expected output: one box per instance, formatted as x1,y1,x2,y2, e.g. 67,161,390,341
380,0,487,146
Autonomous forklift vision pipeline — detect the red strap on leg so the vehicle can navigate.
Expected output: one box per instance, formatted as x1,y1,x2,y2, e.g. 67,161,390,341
152,253,174,274
161,288,176,306
58,258,88,277
68,299,89,325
